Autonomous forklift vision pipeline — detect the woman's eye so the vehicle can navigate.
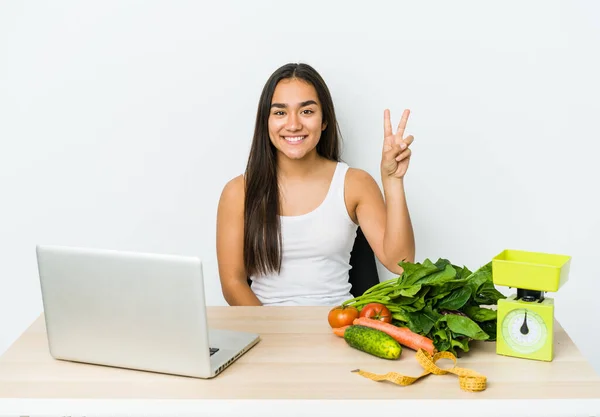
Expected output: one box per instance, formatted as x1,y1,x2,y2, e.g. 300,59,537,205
273,111,285,116
302,109,314,114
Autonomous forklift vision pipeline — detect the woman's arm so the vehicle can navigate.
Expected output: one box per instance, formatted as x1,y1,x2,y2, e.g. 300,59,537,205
349,170,414,275
216,175,263,306
381,176,415,265
379,108,415,266
350,109,416,274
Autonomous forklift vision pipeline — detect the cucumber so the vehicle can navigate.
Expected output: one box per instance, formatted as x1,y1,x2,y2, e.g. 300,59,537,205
343,324,402,360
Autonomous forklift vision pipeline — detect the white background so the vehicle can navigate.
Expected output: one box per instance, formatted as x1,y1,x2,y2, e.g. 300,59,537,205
1,0,599,377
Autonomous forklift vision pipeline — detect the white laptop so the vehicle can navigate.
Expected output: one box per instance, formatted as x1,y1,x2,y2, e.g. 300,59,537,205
35,245,260,379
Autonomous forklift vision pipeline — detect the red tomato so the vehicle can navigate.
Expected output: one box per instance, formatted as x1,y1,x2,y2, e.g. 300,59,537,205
327,305,359,328
359,303,392,323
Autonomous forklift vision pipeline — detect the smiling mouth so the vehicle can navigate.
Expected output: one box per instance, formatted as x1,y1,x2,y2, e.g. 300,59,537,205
282,135,307,144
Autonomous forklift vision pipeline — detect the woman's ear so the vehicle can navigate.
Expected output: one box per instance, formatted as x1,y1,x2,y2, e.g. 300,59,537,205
322,120,328,131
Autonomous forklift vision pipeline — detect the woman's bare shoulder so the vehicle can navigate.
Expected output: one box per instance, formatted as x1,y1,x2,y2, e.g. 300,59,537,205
343,167,382,220
346,167,379,189
219,174,245,208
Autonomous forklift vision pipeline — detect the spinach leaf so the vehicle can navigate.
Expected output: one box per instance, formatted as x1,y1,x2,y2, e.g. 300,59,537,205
390,285,421,298
466,262,493,293
416,264,457,286
396,284,422,298
462,305,497,322
400,297,426,312
404,306,442,334
478,320,498,341
454,265,473,281
398,260,426,276
398,259,441,286
434,339,451,353
474,281,506,305
438,315,490,340
392,296,419,305
395,286,430,308
436,286,472,310
391,309,408,323
427,281,466,299
433,329,447,341
451,337,471,353
429,291,453,302
434,258,452,270
432,328,452,353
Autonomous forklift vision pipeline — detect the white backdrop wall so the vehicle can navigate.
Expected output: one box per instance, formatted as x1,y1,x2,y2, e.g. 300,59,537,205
1,1,599,374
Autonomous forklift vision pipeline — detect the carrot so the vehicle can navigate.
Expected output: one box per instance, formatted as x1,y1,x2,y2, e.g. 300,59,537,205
353,318,436,355
332,325,350,337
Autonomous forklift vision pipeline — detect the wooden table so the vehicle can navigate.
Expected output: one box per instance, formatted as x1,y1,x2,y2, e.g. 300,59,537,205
1,306,599,416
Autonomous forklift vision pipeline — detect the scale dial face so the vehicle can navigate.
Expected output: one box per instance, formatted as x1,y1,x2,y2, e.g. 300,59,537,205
501,308,548,354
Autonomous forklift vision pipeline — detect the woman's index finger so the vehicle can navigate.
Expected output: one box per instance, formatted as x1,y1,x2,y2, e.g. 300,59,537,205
384,109,393,138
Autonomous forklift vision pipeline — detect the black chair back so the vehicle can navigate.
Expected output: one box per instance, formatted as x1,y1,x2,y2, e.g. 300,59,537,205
347,227,380,297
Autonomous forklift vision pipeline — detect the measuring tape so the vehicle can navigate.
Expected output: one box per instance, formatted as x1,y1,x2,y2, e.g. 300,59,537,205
351,348,488,392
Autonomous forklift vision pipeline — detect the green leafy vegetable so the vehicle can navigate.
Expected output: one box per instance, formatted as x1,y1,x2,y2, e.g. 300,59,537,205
463,305,497,322
478,320,498,341
436,286,472,310
342,258,505,355
438,315,489,340
403,306,441,335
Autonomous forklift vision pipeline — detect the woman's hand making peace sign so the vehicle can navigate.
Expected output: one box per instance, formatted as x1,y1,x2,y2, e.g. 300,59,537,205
381,109,414,179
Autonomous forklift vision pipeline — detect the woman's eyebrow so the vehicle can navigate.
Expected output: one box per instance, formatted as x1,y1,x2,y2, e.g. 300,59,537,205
270,100,318,109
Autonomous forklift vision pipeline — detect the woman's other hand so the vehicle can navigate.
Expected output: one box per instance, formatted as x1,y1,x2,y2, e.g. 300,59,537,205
381,109,414,179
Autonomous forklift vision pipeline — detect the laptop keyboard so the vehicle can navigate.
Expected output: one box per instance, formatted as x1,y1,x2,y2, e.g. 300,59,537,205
209,347,219,356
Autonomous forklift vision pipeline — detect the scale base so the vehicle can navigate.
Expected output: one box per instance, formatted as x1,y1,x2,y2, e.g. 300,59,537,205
496,295,555,362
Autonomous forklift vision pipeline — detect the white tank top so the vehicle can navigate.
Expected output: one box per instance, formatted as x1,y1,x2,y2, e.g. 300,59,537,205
250,162,358,306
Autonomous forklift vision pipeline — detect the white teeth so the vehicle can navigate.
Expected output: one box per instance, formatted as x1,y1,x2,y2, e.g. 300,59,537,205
284,136,305,142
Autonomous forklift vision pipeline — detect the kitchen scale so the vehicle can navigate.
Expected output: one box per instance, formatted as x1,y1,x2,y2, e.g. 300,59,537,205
492,249,571,362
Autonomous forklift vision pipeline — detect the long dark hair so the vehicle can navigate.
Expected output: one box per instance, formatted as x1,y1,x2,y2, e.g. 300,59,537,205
244,63,342,277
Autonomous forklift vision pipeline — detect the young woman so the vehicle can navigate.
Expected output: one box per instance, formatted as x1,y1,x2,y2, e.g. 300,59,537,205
216,63,415,307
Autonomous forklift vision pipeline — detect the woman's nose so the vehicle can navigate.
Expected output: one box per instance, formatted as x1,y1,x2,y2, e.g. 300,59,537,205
286,113,302,131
